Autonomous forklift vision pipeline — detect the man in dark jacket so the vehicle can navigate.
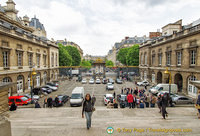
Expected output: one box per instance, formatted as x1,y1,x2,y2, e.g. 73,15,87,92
54,95,59,107
161,93,169,119
35,101,41,108
47,96,53,108
121,87,124,94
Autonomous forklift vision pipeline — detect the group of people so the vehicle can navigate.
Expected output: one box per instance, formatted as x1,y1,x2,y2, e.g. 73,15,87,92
43,95,60,108
120,87,157,109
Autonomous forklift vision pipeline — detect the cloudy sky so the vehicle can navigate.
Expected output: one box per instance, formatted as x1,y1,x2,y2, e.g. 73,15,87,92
1,0,200,55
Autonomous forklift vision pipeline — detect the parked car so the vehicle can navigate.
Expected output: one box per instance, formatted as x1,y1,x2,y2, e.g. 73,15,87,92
47,82,58,88
104,94,115,105
102,78,107,84
52,80,59,87
41,86,53,94
32,87,41,95
108,78,114,84
82,79,87,84
137,80,149,86
116,78,122,84
24,94,40,100
8,96,31,106
172,95,194,105
53,95,69,106
89,79,95,84
96,79,101,84
45,84,58,91
106,83,114,90
150,84,178,94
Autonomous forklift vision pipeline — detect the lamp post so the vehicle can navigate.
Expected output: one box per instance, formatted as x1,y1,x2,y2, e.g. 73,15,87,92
164,67,172,94
30,66,37,104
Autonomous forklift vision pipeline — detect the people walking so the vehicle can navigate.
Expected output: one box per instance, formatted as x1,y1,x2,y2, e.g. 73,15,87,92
132,94,136,108
82,94,95,130
145,94,150,108
43,98,48,108
150,95,157,108
113,91,116,99
54,95,59,107
47,96,53,108
196,90,200,119
157,94,162,113
161,93,169,119
127,92,133,109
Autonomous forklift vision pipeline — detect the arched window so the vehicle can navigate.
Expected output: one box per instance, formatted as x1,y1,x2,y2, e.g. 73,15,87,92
3,77,12,83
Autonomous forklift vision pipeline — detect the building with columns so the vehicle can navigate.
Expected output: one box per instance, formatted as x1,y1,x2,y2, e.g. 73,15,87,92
139,19,200,98
0,0,59,96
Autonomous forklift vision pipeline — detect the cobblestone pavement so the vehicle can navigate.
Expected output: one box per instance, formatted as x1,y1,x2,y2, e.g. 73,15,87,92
9,107,200,136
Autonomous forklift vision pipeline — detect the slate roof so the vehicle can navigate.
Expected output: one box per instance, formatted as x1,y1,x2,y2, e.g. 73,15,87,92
29,17,45,31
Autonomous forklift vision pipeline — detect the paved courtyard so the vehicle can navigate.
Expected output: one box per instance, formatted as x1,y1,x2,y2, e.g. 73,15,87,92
9,107,200,136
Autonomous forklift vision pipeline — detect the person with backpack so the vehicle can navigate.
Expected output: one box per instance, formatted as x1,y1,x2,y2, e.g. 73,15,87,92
82,94,95,130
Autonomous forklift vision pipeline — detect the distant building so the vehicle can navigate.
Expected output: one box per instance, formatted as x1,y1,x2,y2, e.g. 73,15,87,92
56,39,83,59
162,19,182,36
149,31,162,39
106,36,149,66
83,54,106,62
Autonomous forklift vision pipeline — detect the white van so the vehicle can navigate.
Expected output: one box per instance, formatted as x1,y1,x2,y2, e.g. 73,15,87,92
70,87,84,106
150,84,178,94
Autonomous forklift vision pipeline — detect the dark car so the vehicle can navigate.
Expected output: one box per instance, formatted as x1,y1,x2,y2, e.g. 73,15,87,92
32,87,41,95
108,78,114,84
116,78,122,84
53,95,69,106
41,86,52,94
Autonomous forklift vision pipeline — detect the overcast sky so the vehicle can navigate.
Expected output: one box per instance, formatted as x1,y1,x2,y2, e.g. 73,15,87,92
1,0,200,55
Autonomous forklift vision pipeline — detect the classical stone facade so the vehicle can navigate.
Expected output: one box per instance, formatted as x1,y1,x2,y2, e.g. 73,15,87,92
0,0,59,96
139,19,200,98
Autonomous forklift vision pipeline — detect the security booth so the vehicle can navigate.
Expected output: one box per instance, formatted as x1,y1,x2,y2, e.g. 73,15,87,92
0,82,14,136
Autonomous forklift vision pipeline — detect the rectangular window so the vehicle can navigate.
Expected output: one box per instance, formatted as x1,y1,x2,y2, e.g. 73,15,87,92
17,52,22,66
3,51,9,68
166,52,171,65
28,54,33,66
152,55,155,65
158,55,162,66
56,54,58,66
43,55,46,67
144,54,147,65
190,50,196,65
37,54,40,66
51,53,54,67
141,55,143,65
177,52,181,66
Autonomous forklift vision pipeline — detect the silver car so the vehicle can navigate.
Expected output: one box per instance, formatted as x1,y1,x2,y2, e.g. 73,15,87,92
172,95,194,105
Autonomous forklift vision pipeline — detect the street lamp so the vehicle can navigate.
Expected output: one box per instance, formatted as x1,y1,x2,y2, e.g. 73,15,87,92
30,67,37,104
164,67,172,94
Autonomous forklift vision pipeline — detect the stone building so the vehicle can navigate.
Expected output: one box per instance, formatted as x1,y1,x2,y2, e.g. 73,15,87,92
83,54,106,62
0,0,59,96
56,39,83,59
139,19,200,98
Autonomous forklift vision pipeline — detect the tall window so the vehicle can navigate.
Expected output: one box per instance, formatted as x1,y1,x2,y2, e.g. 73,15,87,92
141,54,143,65
166,52,171,65
28,53,33,67
144,53,147,65
158,54,162,66
37,54,40,67
3,51,9,68
17,52,23,67
51,53,54,67
190,50,196,65
177,52,181,66
152,55,155,65
43,55,47,67
56,53,58,66
188,76,197,96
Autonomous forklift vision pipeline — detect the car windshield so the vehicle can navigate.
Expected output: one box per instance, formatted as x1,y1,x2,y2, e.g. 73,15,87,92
71,94,81,99
21,97,28,101
155,86,160,89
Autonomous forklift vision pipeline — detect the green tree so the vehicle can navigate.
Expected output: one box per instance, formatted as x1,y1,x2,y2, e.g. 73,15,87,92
65,46,81,66
106,60,114,67
58,44,72,66
81,59,92,67
126,44,139,66
117,47,130,65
